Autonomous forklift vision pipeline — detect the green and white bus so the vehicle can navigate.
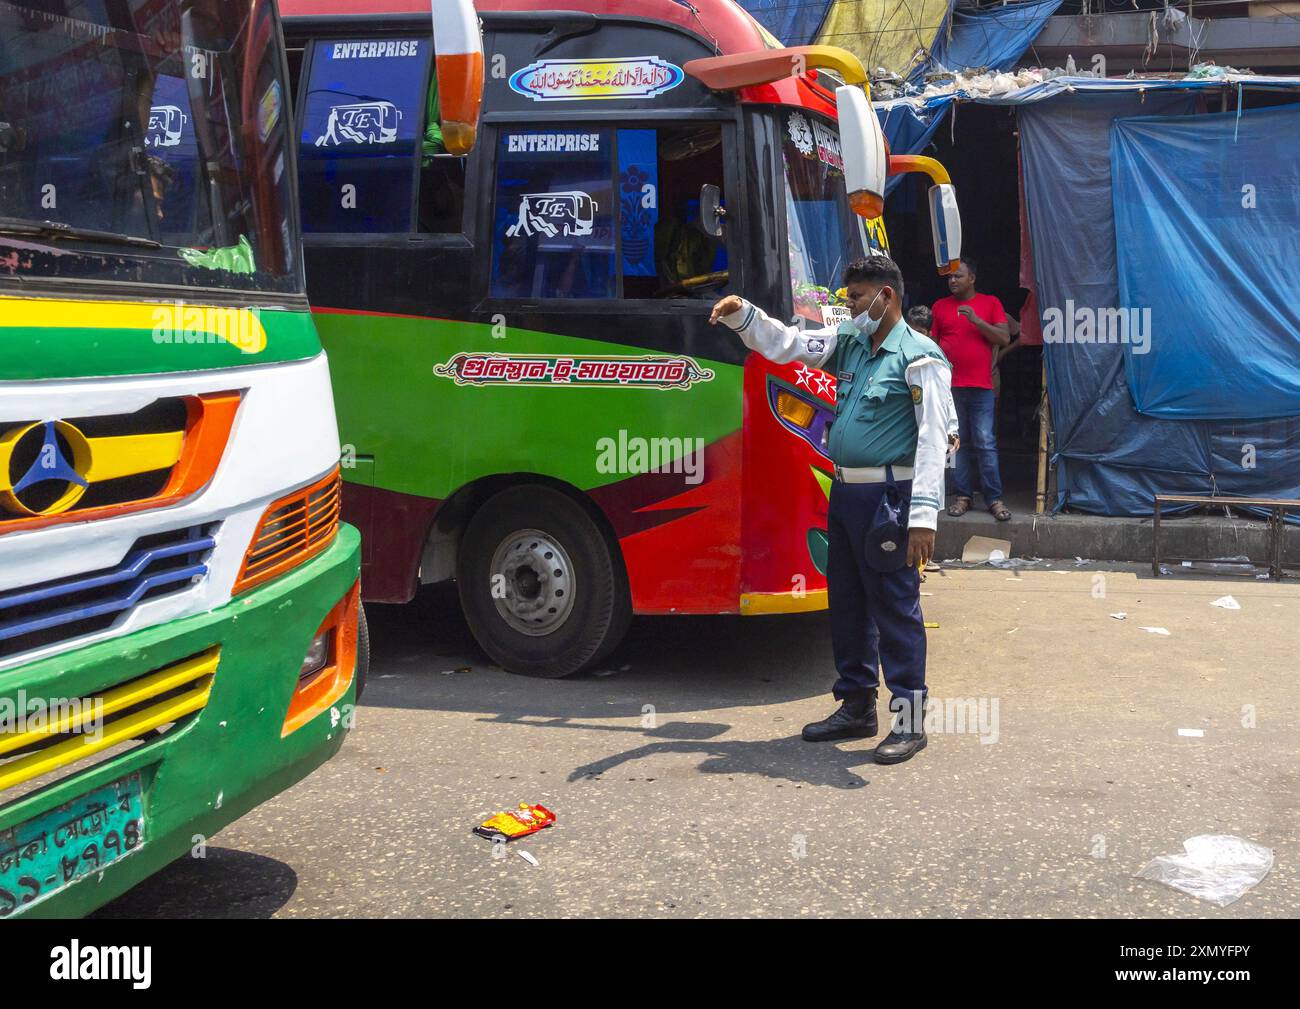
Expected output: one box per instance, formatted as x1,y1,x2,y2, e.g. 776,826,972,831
0,0,482,918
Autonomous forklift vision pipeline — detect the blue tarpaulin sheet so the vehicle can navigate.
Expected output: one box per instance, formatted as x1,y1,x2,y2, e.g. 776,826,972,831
877,102,948,193
1018,90,1300,514
877,0,1062,168
926,0,1063,77
1112,104,1300,421
736,0,833,46
879,101,945,155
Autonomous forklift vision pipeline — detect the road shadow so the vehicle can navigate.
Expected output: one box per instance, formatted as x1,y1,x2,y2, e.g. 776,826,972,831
566,733,878,789
467,712,877,788
91,847,297,919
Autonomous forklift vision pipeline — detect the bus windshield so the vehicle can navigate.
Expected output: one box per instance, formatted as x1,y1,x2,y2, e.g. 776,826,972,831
782,108,867,325
0,0,299,292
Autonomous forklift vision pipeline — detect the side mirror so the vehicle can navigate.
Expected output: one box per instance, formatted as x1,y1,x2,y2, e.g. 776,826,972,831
700,183,726,238
432,0,485,156
928,183,962,274
835,84,887,220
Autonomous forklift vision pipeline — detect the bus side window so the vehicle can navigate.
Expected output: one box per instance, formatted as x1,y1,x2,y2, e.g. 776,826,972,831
419,155,465,233
620,124,727,300
298,38,429,234
489,128,615,299
416,64,464,233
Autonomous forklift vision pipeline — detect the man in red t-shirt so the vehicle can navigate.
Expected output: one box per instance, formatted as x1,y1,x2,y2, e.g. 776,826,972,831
931,256,1012,520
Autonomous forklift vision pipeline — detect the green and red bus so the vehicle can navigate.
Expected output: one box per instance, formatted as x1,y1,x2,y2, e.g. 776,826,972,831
0,0,479,918
281,0,959,678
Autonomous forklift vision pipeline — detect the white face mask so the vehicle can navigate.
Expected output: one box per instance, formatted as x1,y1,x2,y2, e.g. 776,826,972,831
852,290,886,336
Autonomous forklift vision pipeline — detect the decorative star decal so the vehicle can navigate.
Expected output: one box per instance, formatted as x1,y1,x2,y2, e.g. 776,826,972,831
812,370,836,400
792,363,816,391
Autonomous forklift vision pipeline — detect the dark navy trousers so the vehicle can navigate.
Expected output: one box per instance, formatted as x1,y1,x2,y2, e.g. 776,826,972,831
826,478,928,718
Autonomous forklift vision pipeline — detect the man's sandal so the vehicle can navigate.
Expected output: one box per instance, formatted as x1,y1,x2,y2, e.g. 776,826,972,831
989,500,1012,522
946,496,972,517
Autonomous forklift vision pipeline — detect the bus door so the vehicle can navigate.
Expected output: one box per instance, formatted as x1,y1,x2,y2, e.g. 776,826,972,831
474,115,750,614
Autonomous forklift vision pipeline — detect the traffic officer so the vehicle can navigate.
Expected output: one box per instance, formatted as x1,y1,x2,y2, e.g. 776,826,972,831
709,254,952,764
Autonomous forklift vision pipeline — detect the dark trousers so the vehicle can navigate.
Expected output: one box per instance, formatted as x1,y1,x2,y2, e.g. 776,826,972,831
827,479,927,720
951,386,1003,503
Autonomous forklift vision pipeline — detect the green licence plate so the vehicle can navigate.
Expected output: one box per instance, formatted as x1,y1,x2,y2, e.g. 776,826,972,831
0,773,145,917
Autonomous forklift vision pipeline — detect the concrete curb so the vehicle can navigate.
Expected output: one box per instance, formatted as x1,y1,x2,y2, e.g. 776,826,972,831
935,507,1300,572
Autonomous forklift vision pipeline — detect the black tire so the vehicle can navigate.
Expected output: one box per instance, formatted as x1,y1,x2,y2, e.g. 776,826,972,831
589,555,632,667
354,602,370,700
457,485,629,678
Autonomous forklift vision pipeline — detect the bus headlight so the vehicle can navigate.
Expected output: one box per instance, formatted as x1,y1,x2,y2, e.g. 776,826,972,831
283,581,360,738
300,631,331,679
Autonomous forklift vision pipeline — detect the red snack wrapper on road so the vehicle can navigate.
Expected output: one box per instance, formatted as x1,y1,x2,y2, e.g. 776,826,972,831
472,803,556,842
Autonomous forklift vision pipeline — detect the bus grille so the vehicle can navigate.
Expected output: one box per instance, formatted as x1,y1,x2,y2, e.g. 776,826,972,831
234,471,340,593
0,392,240,537
0,524,217,662
0,648,219,804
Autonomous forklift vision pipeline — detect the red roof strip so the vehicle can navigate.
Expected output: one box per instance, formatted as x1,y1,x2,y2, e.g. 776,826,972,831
278,0,769,55
279,0,833,115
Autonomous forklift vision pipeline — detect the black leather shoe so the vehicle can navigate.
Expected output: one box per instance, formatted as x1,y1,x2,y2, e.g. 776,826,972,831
873,723,927,764
802,690,878,742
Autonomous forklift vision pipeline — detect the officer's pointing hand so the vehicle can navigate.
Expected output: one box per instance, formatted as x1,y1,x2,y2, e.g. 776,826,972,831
907,528,935,571
710,295,743,326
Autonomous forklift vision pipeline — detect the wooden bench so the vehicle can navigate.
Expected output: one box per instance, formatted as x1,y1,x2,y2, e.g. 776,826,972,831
1153,494,1300,580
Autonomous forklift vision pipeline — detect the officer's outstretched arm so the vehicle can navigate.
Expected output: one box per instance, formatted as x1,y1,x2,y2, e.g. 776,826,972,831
711,297,838,369
906,356,953,531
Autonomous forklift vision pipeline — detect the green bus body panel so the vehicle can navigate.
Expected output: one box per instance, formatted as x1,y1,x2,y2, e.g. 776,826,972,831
0,525,360,919
318,312,743,499
0,307,322,381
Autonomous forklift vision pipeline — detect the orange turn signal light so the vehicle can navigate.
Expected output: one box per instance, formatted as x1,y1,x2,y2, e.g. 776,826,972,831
849,190,885,221
777,391,817,429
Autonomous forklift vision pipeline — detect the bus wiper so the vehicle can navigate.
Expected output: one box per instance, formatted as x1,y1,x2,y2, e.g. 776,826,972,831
0,218,161,249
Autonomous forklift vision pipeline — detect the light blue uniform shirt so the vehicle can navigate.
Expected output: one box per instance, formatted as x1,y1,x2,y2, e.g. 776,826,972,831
720,301,953,529
826,318,951,470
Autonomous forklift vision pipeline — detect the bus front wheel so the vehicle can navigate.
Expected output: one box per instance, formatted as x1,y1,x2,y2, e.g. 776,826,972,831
458,486,629,678
354,602,370,700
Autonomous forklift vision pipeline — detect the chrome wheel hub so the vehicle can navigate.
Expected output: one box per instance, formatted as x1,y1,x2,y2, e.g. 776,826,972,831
489,529,576,636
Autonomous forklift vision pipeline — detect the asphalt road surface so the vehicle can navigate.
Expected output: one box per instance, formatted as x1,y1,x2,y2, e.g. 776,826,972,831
97,563,1300,918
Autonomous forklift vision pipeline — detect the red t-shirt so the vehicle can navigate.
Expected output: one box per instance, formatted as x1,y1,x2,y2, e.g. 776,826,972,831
931,293,1007,389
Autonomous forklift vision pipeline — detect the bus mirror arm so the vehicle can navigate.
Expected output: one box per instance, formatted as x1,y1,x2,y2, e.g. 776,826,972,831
888,154,963,276
888,154,950,186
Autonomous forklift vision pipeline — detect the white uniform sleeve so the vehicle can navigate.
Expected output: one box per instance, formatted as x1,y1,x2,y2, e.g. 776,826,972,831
945,388,960,438
718,298,838,369
906,355,953,531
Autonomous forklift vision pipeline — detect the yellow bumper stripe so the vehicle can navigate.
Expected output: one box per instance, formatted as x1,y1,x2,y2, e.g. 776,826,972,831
0,679,212,793
0,650,220,760
740,589,829,615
